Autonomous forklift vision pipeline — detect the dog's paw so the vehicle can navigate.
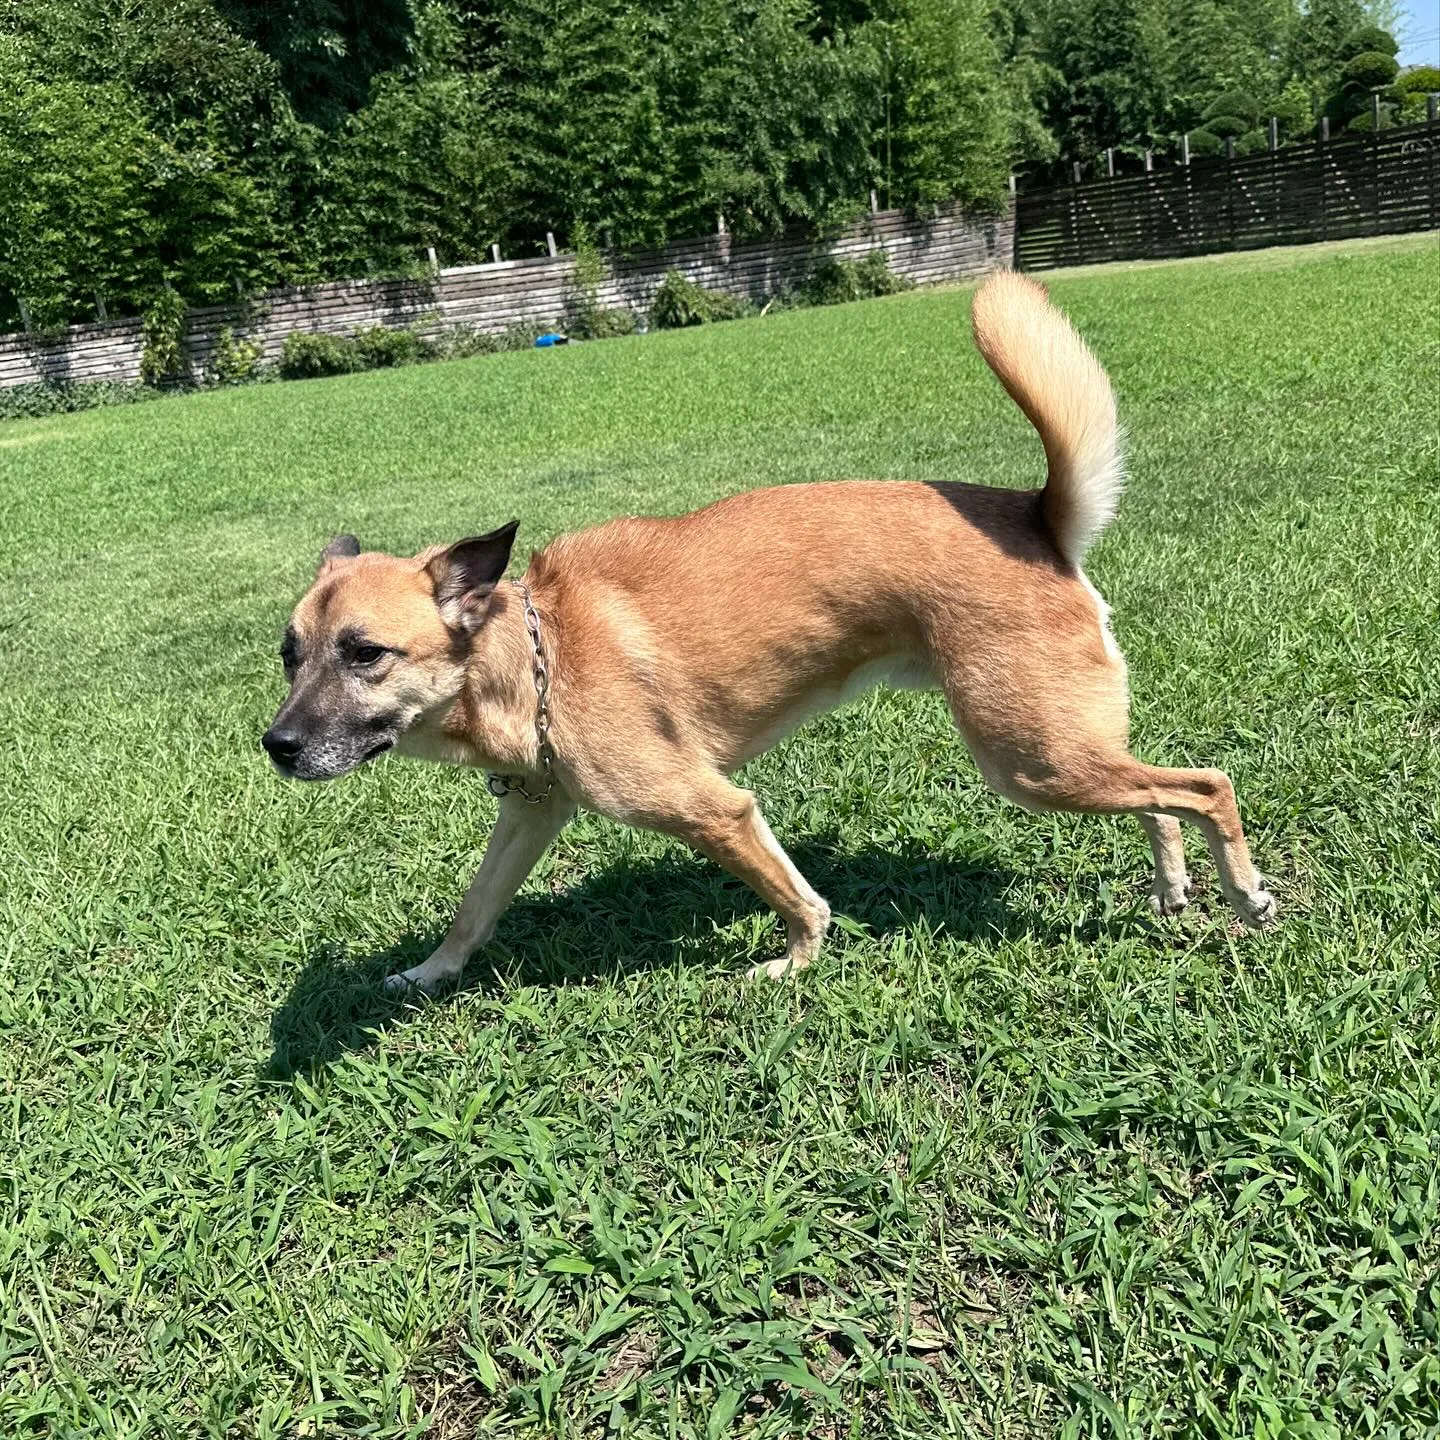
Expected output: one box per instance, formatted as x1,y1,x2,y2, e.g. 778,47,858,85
1150,878,1193,917
747,956,802,981
1228,884,1278,929
382,968,453,997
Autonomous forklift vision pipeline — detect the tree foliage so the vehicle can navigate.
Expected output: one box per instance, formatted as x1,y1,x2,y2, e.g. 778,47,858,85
0,0,1414,330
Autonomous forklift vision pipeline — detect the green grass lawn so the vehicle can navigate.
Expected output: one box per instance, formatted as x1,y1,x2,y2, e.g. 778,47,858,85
2,234,1438,1439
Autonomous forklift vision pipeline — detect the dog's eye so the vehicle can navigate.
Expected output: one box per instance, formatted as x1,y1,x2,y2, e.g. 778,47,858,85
351,644,386,667
280,636,298,670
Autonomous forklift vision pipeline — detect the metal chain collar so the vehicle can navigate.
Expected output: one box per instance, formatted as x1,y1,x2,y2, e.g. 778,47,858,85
485,581,557,804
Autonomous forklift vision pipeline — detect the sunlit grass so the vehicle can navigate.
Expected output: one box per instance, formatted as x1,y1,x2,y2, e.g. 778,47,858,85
2,233,1437,1437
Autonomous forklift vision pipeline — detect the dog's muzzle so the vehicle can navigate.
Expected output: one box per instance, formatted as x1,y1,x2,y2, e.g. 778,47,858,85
261,723,393,780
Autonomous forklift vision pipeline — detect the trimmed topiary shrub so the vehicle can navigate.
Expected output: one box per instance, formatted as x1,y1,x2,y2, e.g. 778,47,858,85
1341,25,1399,61
1342,51,1401,93
649,271,750,328
1185,128,1224,156
1233,128,1269,155
1203,113,1252,140
1204,90,1261,127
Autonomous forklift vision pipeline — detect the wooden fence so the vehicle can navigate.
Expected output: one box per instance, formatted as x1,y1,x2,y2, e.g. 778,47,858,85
0,203,1012,391
1015,116,1440,271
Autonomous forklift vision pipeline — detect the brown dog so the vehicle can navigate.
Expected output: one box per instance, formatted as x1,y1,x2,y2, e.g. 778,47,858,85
263,272,1275,992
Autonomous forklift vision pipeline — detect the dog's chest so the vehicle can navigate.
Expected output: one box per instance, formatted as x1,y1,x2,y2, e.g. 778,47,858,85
394,722,489,768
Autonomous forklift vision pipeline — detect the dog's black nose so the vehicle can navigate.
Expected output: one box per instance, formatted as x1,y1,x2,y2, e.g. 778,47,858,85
261,726,305,763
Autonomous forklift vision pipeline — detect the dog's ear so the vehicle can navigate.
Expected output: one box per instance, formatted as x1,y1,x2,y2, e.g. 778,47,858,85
427,521,520,632
319,534,361,569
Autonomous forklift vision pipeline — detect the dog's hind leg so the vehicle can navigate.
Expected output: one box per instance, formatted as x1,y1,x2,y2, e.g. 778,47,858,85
936,581,1270,927
1138,811,1192,915
976,741,1274,928
644,776,830,979
384,793,576,994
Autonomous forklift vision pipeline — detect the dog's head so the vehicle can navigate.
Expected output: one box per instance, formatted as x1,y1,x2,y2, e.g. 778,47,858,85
261,522,518,780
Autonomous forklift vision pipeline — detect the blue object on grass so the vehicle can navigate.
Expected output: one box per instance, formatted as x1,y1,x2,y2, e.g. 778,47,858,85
535,332,569,347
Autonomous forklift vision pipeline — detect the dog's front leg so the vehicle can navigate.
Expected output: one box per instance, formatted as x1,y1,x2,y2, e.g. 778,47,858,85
384,793,576,994
652,777,831,979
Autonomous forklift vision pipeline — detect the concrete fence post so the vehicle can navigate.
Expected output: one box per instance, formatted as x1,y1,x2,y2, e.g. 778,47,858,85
1371,95,1383,228
1319,115,1329,241
546,231,557,257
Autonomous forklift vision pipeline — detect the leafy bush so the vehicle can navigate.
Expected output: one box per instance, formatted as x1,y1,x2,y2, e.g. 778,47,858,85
1186,128,1225,157
278,332,357,380
574,307,638,340
562,225,639,340
1395,66,1440,97
1398,92,1431,125
1272,80,1314,139
1233,128,1269,155
431,326,501,360
351,325,432,369
278,325,436,380
649,272,750,329
138,287,189,386
1342,51,1401,93
207,328,264,386
499,321,562,349
798,250,914,307
0,379,160,423
1343,105,1394,134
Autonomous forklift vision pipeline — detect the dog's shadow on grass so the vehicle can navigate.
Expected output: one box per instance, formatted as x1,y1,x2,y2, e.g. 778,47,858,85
264,838,1035,1077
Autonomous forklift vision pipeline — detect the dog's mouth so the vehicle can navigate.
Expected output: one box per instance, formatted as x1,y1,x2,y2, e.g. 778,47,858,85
266,735,395,780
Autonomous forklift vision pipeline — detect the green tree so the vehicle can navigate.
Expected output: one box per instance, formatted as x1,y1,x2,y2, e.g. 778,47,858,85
877,0,1011,208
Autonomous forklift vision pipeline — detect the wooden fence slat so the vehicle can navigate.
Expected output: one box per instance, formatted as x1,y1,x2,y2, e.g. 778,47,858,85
1016,116,1439,271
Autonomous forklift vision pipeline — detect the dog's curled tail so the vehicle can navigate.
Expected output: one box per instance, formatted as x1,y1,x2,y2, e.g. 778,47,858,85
970,270,1124,568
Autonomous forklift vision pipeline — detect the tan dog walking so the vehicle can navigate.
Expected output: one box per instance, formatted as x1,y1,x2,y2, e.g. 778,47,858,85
263,272,1275,992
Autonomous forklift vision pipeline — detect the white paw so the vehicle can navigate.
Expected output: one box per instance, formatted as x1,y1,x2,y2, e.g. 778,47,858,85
747,956,800,981
1229,886,1278,929
1150,879,1193,917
